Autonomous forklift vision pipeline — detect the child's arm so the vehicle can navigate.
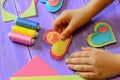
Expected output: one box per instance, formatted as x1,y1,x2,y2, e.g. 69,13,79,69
86,0,114,18
53,0,114,40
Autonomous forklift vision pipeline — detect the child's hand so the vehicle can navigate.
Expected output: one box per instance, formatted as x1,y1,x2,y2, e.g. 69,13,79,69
53,7,92,40
52,0,114,40
65,47,120,79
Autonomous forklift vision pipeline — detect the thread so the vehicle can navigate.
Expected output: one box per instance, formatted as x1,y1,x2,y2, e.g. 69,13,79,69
15,17,40,30
8,32,35,46
12,25,38,38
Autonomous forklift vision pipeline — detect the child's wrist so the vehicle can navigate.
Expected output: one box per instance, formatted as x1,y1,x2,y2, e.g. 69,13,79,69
84,0,114,18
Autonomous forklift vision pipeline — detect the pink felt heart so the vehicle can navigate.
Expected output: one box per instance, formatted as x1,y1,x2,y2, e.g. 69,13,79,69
48,0,59,6
51,34,59,43
98,26,108,33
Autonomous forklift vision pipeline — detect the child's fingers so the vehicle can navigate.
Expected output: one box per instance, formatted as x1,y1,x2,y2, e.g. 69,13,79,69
76,72,97,79
67,64,94,72
69,51,91,58
82,47,98,51
60,19,78,40
52,14,67,31
65,57,90,65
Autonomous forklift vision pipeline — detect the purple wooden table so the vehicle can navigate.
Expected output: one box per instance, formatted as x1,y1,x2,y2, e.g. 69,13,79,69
0,0,120,80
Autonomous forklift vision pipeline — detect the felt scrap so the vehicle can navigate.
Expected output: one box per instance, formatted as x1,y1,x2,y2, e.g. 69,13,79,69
21,0,37,18
13,56,59,77
10,75,85,80
44,30,72,60
0,0,37,22
1,7,18,22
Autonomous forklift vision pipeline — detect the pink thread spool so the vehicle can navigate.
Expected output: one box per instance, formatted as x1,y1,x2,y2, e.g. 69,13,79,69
8,32,35,46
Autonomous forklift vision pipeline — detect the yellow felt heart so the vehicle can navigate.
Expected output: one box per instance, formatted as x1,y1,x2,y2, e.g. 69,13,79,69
44,30,72,60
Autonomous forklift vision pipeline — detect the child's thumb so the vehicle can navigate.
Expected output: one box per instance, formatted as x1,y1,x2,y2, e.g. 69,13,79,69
60,20,77,40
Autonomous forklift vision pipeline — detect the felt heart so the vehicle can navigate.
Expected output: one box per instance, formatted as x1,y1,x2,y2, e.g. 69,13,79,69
87,22,116,47
44,30,72,60
44,30,60,45
48,0,59,6
52,34,59,43
41,0,63,12
98,26,108,33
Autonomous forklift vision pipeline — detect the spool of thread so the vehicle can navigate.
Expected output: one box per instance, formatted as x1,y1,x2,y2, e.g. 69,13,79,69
15,17,40,30
8,32,35,46
12,25,38,38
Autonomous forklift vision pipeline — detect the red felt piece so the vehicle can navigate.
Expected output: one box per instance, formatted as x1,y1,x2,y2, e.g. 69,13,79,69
98,26,108,33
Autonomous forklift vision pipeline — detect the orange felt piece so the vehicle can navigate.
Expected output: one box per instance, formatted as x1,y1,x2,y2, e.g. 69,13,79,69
44,30,72,60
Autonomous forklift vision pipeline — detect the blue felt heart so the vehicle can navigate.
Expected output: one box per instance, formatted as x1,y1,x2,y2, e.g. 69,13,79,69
41,0,63,12
87,22,116,47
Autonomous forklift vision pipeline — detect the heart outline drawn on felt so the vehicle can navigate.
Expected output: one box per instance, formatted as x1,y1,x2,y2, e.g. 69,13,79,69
87,22,116,47
41,0,63,12
44,30,72,60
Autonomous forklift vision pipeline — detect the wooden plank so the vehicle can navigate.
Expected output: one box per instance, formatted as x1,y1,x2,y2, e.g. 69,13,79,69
0,59,2,80
0,0,31,80
54,0,85,15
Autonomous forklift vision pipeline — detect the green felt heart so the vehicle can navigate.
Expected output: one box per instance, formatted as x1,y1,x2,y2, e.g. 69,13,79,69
87,22,116,47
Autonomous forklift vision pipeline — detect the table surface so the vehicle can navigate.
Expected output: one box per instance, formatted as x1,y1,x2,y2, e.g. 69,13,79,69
0,0,120,80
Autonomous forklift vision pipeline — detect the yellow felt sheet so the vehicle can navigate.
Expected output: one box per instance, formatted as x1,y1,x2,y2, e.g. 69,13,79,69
11,75,85,80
